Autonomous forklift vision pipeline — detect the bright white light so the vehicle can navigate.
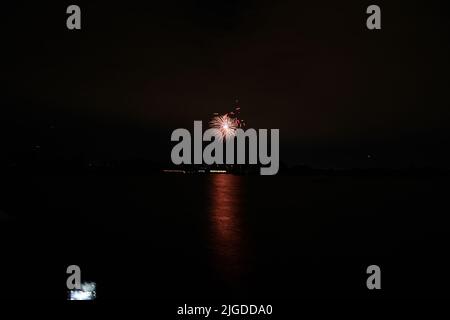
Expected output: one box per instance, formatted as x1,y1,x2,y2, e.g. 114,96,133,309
68,282,96,301
70,290,94,300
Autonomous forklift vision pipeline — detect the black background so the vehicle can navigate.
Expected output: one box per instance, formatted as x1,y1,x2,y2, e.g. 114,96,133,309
1,0,450,310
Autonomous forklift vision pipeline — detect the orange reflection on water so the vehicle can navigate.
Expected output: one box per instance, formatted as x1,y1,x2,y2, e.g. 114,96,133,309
209,174,246,281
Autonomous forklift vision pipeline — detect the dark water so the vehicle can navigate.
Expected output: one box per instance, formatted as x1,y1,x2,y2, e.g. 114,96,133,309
0,174,449,299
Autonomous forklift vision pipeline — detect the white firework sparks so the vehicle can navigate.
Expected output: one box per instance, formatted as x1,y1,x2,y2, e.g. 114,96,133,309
68,282,97,301
209,114,239,140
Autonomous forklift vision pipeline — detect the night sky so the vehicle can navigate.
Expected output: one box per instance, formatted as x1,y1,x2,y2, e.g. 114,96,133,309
2,1,450,168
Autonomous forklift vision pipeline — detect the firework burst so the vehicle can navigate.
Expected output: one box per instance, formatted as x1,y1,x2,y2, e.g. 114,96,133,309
209,114,239,140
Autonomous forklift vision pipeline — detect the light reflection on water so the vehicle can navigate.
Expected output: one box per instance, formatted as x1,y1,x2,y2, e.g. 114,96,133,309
208,174,247,282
